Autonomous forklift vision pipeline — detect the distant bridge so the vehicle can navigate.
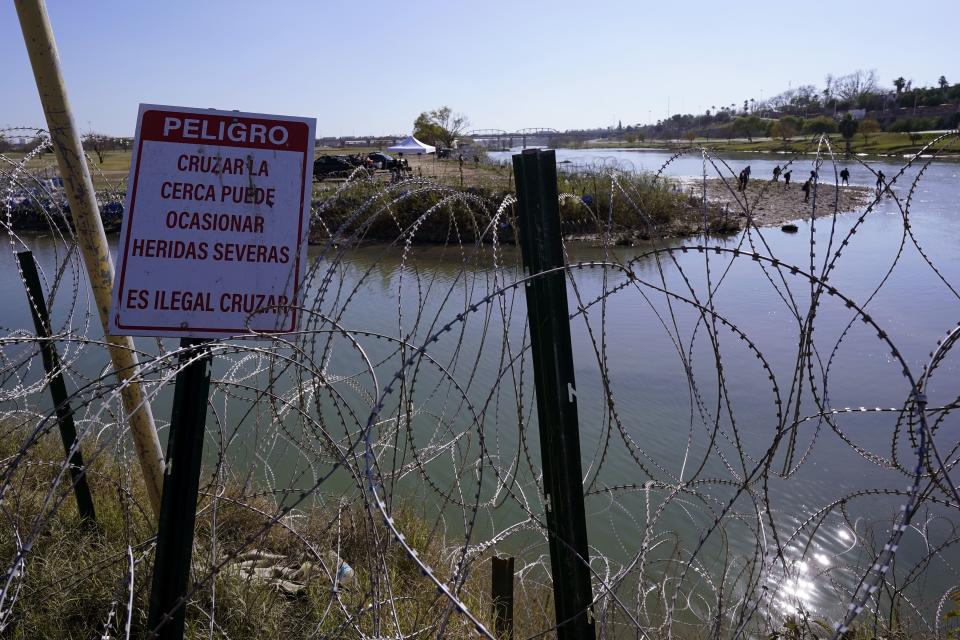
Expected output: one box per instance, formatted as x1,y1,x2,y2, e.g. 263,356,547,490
464,128,561,149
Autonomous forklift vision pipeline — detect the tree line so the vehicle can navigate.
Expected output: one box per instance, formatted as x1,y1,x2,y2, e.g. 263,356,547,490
0,131,129,163
633,70,959,143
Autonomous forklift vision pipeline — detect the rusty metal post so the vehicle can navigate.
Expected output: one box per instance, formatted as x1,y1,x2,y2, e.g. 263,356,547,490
14,0,166,518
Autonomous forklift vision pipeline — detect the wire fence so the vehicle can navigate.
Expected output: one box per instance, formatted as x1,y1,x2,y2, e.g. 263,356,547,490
1,128,959,639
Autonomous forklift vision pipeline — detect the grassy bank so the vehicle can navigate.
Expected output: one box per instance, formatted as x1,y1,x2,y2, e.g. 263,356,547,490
3,148,739,243
308,166,737,246
1,424,944,639
581,131,960,157
0,423,555,639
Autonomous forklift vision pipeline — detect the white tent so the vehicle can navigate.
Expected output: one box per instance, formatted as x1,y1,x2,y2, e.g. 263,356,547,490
387,136,436,155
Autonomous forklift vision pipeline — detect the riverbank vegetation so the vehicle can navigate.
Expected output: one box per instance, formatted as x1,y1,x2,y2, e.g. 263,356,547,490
3,148,740,243
0,422,555,639
648,130,957,156
307,163,737,246
2,425,948,639
564,70,959,156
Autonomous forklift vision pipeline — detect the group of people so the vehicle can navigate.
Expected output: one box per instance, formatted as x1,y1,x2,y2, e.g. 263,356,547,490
737,163,888,203
348,153,378,170
390,154,411,184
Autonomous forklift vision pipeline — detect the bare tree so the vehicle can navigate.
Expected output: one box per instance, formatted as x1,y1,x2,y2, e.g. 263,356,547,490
767,89,794,112
82,133,114,164
832,69,880,104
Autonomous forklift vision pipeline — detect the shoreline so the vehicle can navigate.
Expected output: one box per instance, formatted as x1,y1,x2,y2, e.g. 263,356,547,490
679,177,874,229
566,137,960,159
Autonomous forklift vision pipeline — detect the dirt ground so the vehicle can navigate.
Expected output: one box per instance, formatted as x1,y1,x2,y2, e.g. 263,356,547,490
311,153,515,195
402,154,513,189
682,177,874,227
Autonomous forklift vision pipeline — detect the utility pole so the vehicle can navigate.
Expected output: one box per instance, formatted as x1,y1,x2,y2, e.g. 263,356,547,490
15,0,166,518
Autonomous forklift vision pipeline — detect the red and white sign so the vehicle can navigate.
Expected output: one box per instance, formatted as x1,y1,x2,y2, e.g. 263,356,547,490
109,104,316,338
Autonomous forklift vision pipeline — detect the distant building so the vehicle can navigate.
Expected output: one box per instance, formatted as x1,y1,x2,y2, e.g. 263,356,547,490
837,109,866,121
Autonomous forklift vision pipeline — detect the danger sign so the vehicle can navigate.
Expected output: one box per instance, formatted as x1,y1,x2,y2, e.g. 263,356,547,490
110,104,316,338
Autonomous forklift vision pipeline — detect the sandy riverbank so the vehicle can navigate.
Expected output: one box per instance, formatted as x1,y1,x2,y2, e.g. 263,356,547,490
682,177,874,228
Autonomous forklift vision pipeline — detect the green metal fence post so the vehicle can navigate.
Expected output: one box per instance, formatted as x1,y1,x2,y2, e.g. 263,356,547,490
491,555,515,640
512,148,596,640
147,338,213,640
16,250,97,524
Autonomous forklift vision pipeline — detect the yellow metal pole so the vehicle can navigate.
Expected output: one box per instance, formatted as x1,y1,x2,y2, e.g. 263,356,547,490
15,0,165,518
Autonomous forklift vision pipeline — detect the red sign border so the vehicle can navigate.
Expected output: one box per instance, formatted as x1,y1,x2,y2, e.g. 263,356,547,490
112,106,314,337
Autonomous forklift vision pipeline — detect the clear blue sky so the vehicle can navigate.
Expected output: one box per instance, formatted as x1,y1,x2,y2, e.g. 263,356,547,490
3,0,957,137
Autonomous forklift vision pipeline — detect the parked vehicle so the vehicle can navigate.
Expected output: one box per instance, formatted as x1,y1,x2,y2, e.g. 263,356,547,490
341,154,367,167
313,155,356,181
366,152,396,170
100,201,123,220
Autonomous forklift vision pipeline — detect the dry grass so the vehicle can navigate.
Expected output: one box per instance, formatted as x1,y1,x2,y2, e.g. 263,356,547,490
0,419,555,639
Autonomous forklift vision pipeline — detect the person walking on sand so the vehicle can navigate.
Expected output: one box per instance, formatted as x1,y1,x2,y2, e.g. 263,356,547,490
840,168,850,186
876,170,886,195
772,165,782,182
801,178,812,203
783,170,792,188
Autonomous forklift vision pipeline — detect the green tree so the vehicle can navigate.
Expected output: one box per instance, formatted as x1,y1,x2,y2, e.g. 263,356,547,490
731,115,765,142
412,107,469,148
774,115,804,142
888,116,936,133
893,76,906,95
838,114,859,152
770,119,798,144
939,75,949,89
803,115,839,135
859,118,881,143
412,114,444,147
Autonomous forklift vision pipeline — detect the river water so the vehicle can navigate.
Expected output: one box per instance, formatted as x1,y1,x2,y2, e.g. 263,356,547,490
2,147,958,630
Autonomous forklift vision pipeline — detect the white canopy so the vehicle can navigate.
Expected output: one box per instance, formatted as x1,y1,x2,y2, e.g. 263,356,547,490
387,135,436,155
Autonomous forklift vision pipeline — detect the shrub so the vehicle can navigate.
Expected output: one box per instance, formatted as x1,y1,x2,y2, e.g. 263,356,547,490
803,116,839,135
731,116,768,142
887,117,938,133
939,113,960,130
771,117,801,142
859,118,881,142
